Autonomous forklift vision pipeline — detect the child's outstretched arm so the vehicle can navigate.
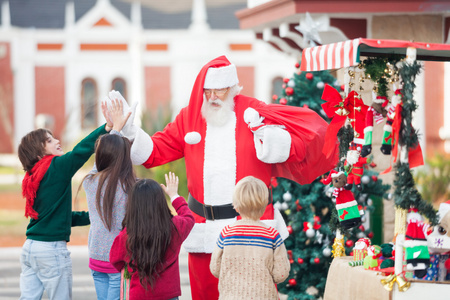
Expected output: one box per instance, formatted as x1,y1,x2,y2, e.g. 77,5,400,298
161,172,195,240
72,211,90,227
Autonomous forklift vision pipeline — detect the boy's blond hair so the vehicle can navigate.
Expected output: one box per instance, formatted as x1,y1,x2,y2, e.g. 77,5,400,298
233,176,268,221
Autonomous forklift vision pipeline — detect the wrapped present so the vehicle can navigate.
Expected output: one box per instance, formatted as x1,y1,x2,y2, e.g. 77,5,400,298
363,245,381,270
416,254,450,281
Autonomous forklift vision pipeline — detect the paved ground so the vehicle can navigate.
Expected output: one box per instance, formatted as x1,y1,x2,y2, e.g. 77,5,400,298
0,246,192,300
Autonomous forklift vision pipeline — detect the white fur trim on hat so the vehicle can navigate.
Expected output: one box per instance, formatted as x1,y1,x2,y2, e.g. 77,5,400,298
204,64,239,89
331,171,345,178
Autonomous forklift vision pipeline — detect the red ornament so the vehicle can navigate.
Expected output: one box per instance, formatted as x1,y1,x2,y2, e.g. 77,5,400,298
289,278,297,286
305,73,313,80
359,225,365,231
285,87,294,96
287,226,293,235
283,77,290,83
303,104,309,108
288,250,294,264
279,98,287,105
340,84,345,91
345,240,354,248
298,258,304,264
271,177,278,188
272,94,278,101
314,216,321,223
314,257,320,264
350,251,354,256
371,175,378,182
368,232,374,239
295,199,303,211
370,162,377,168
295,62,300,68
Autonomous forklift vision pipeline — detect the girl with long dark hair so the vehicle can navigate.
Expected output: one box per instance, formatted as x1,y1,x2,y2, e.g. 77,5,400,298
110,173,195,299
81,99,136,300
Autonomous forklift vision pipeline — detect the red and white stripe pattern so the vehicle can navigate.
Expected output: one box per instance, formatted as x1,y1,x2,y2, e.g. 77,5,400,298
301,38,450,72
301,39,362,71
217,224,283,250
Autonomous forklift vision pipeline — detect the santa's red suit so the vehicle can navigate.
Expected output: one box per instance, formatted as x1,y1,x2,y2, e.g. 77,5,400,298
345,156,369,186
129,56,338,299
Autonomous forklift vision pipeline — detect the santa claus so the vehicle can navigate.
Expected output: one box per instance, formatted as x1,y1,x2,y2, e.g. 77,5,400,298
111,56,338,299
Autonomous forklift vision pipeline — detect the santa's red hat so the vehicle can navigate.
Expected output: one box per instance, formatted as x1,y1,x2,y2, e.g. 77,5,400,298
185,56,239,131
321,169,344,185
373,95,389,107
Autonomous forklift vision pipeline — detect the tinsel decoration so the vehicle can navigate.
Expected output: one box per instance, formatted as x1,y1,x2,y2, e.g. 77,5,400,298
332,236,345,258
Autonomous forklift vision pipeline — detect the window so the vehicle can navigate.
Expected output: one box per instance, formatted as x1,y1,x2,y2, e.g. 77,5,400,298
271,77,284,103
81,78,97,129
111,78,127,99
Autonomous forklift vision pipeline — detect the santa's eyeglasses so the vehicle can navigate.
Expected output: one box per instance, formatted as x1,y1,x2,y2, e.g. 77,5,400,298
204,88,229,96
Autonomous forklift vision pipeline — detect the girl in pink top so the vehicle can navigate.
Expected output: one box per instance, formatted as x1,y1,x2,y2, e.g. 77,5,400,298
110,173,195,299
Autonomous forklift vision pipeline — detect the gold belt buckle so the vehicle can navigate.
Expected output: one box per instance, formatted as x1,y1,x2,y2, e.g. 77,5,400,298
203,204,215,221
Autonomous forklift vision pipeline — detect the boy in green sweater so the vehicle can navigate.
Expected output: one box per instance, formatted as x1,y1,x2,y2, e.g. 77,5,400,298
17,99,130,300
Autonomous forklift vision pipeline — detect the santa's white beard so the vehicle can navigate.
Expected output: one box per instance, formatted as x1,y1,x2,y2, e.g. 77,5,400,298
201,94,235,127
346,150,360,165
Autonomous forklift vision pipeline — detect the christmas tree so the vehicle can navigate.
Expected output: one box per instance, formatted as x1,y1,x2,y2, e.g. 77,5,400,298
272,66,390,300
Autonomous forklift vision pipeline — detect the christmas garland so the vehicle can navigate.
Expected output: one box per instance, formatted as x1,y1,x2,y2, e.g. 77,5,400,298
363,56,402,97
336,125,354,170
329,125,354,233
393,61,438,225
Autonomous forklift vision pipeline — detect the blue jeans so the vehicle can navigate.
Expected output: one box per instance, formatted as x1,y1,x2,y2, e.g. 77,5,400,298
90,270,121,300
19,239,72,300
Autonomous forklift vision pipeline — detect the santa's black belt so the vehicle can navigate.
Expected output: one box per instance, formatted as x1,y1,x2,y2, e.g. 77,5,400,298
188,194,239,221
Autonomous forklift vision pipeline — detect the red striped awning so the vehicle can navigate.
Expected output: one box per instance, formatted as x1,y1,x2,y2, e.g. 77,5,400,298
300,38,450,72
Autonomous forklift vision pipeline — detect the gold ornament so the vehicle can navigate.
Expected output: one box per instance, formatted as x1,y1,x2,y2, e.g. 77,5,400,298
335,108,350,116
380,274,411,292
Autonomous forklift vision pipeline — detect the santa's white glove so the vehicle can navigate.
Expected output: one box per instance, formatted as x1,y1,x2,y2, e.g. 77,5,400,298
244,107,265,141
108,90,138,141
243,107,265,128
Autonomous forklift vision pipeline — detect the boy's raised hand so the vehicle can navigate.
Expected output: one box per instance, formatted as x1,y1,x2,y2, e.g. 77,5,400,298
160,172,179,200
109,98,131,132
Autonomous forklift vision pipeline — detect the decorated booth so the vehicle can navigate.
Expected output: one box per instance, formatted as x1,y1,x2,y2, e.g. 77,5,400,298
299,38,450,299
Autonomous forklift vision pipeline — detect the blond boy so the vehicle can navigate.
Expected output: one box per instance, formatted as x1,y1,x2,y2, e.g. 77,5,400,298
210,176,290,299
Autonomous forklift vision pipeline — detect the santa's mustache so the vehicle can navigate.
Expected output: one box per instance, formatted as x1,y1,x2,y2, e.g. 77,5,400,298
208,99,223,107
